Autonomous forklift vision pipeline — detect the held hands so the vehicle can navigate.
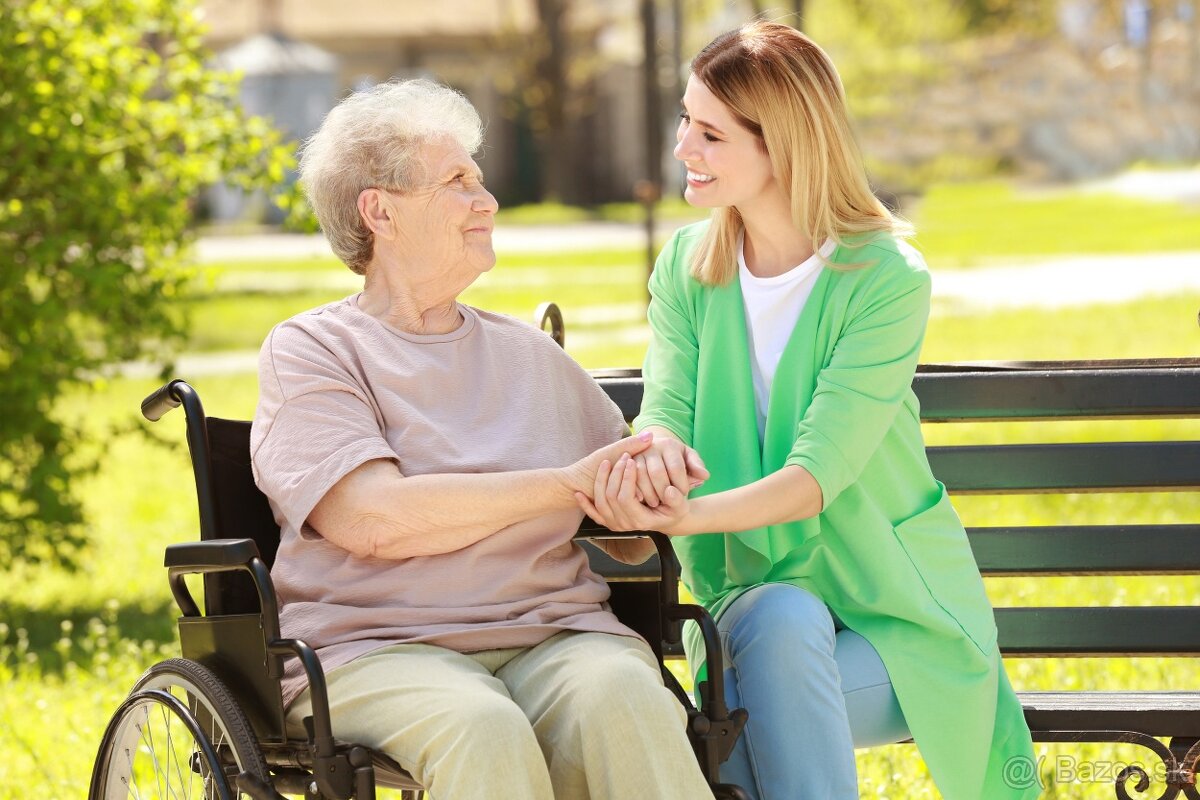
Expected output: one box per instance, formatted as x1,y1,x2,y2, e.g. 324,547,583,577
632,435,709,508
562,431,656,497
572,433,709,535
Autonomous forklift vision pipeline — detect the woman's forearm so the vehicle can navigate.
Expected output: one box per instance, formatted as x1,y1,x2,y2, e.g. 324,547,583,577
312,460,579,560
312,434,656,560
675,464,823,536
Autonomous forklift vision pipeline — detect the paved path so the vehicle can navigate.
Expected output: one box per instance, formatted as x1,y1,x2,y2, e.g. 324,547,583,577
195,166,1200,264
932,251,1200,312
126,249,1200,379
199,223,1200,313
169,169,1200,378
194,222,657,262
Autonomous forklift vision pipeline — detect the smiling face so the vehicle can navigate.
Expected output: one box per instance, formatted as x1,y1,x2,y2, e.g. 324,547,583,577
674,74,782,217
383,136,498,293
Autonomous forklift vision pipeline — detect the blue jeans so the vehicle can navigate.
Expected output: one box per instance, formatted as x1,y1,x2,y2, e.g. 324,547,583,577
716,583,910,800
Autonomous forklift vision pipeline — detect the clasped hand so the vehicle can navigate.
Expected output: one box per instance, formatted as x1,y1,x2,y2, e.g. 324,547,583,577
572,432,709,536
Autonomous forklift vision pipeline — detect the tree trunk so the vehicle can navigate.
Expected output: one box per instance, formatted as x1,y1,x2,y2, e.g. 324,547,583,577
533,0,569,202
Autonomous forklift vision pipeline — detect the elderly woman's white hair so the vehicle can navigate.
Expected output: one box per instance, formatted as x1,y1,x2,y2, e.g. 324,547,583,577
299,80,485,274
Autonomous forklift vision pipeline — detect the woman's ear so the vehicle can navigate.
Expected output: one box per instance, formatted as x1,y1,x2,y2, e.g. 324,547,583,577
357,188,396,240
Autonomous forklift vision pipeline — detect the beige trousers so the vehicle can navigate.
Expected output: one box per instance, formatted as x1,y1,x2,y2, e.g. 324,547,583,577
286,630,714,800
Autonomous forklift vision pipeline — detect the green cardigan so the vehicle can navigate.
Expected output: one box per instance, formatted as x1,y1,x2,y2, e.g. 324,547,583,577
634,221,1037,800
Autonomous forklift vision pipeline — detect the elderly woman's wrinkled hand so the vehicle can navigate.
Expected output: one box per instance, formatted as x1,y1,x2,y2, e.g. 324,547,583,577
575,451,691,535
562,431,656,497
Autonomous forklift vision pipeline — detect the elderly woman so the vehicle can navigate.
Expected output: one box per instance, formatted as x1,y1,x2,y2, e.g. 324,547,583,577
249,80,713,800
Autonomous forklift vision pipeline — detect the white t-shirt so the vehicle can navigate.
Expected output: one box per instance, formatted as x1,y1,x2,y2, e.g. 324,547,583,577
739,237,837,438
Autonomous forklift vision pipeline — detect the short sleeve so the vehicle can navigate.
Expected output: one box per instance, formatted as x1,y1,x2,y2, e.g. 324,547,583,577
538,326,631,447
784,256,931,508
633,232,699,446
251,324,398,537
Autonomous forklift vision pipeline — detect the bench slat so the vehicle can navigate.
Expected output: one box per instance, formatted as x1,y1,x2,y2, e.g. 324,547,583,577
913,367,1200,421
586,561,1200,653
996,607,1200,656
1020,691,1200,738
929,442,1200,493
637,610,1200,659
594,374,643,421
592,365,1200,422
970,525,1200,575
585,525,1200,578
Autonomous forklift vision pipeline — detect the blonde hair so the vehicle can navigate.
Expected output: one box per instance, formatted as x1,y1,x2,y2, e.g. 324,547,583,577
688,22,909,285
299,80,484,274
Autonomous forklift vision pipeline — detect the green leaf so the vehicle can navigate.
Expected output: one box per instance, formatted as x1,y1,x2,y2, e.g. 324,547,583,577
0,0,295,570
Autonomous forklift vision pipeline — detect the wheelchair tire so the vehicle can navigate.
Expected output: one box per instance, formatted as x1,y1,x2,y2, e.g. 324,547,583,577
89,658,270,799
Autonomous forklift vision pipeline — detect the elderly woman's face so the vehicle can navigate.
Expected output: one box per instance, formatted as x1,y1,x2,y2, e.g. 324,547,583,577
387,137,498,289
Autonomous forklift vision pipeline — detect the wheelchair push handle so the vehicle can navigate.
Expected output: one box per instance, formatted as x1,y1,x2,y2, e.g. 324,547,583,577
141,379,187,421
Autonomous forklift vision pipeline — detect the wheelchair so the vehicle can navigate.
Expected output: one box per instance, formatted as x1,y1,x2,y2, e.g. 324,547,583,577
88,378,749,799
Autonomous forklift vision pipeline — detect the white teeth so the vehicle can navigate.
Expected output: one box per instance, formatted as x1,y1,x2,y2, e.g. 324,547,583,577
687,171,715,183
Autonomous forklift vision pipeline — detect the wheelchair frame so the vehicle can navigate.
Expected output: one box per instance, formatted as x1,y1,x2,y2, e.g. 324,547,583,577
88,378,748,800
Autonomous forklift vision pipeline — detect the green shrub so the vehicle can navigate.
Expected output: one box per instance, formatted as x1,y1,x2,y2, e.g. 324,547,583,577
0,0,294,568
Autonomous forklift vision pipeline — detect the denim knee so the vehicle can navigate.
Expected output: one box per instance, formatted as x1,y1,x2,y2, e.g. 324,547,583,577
719,583,837,664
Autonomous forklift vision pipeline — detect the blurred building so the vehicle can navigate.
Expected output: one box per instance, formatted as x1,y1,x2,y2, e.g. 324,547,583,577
857,0,1200,188
200,0,657,211
207,33,338,222
199,0,1198,219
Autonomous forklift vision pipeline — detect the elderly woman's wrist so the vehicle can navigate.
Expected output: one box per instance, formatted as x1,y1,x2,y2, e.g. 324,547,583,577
552,466,589,504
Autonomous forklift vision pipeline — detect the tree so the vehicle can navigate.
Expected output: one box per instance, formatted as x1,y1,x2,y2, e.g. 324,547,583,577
530,0,570,202
0,0,294,568
493,0,609,204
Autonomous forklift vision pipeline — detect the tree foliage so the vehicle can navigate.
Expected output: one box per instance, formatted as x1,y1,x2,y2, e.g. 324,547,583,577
0,0,293,568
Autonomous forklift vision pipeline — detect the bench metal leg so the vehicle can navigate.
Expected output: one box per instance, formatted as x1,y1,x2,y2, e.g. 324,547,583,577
1168,738,1199,800
1033,730,1197,799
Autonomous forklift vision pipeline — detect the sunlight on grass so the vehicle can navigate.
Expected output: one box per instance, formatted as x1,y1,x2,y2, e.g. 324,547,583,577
6,286,1200,797
5,189,1200,795
911,181,1200,267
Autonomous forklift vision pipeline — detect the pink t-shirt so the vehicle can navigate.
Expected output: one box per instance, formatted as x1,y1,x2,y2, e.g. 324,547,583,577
251,296,636,706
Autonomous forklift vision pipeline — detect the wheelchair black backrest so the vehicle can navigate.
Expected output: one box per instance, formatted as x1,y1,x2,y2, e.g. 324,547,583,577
203,418,282,616
201,417,671,662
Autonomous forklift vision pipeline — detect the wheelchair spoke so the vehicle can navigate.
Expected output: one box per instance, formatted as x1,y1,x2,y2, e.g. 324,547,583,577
142,704,163,800
161,702,186,800
162,703,189,800
155,701,184,800
94,661,269,800
122,716,142,800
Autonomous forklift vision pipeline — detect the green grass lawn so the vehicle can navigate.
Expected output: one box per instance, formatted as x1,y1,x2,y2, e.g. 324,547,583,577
4,176,1200,797
493,180,1200,267
5,288,1200,798
180,177,1200,357
909,181,1200,267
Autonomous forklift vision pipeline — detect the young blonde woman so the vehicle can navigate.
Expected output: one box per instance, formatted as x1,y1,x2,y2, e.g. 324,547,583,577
577,22,1038,800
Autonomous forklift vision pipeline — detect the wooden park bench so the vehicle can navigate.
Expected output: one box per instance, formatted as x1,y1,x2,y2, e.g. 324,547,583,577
556,330,1200,799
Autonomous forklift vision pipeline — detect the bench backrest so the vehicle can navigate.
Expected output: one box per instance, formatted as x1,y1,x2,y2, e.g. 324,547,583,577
590,361,1200,659
185,360,1200,659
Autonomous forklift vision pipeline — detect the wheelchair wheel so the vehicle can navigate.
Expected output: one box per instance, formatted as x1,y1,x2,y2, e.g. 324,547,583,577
90,658,270,799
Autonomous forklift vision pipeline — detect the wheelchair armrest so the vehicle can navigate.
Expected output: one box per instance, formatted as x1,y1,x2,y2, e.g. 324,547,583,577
575,523,677,583
165,538,260,570
164,539,282,649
